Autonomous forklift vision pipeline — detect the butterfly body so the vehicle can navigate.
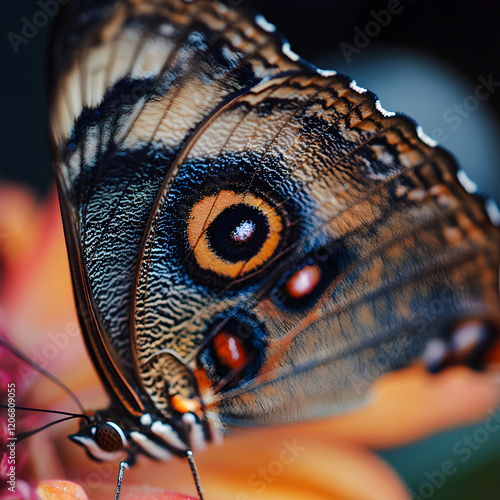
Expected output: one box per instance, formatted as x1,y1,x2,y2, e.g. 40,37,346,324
48,0,500,463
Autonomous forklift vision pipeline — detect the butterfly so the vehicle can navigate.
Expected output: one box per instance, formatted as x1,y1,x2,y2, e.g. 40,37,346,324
46,0,500,489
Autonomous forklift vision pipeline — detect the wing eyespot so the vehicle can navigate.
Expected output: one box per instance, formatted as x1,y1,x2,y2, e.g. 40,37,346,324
197,315,266,393
274,247,342,311
212,330,249,372
284,263,322,299
187,190,284,279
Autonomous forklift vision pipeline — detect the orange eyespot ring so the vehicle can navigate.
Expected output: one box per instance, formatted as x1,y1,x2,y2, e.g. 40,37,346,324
95,422,124,452
187,190,283,278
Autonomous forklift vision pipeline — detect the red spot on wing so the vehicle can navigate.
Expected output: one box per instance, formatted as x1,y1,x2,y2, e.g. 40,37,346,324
285,264,322,299
213,331,248,372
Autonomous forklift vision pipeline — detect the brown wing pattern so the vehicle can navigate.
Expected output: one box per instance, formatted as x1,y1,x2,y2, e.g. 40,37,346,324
47,0,500,433
132,72,500,426
48,0,304,395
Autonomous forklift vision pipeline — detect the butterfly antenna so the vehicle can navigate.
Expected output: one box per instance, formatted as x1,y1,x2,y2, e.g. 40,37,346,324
0,335,85,413
186,450,204,500
15,415,83,442
0,404,89,419
114,461,129,500
0,405,90,443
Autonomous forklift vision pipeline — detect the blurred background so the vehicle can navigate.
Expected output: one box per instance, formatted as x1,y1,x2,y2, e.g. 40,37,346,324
1,1,500,498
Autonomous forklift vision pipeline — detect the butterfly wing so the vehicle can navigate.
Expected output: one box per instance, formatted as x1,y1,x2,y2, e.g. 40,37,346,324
48,0,305,411
131,71,500,427
49,0,500,432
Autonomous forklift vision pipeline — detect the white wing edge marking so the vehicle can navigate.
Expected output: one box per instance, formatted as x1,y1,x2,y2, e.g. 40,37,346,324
130,431,174,460
375,99,396,117
457,169,479,194
317,68,337,77
416,125,438,148
255,14,276,33
151,420,188,450
350,80,367,94
485,198,500,226
282,42,300,62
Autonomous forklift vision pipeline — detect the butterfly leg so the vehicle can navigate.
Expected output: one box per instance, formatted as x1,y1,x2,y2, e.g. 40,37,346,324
186,450,204,500
114,461,129,500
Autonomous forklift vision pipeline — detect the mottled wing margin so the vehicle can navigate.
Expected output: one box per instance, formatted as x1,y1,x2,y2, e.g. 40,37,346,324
49,0,303,175
132,72,500,424
48,0,304,383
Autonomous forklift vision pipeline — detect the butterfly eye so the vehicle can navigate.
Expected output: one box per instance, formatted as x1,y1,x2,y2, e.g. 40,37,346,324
95,422,124,452
187,190,283,279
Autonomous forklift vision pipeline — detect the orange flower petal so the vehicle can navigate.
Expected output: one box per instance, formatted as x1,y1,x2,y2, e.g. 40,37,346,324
36,480,197,500
302,363,500,449
37,480,89,500
114,487,196,500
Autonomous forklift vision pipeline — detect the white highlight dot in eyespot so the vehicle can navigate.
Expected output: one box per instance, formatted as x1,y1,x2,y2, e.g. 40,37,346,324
231,220,255,242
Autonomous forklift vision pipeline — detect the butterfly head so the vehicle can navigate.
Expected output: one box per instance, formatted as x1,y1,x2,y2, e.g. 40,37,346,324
69,405,216,463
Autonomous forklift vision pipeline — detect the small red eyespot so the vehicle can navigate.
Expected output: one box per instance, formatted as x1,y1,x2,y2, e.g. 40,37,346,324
213,331,248,372
95,422,123,452
285,264,322,299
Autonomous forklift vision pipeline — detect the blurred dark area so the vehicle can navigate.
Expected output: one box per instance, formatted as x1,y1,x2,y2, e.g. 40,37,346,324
1,0,499,199
249,0,500,118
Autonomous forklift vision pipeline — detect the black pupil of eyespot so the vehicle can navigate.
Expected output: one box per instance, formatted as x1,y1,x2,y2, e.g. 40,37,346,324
207,204,269,262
